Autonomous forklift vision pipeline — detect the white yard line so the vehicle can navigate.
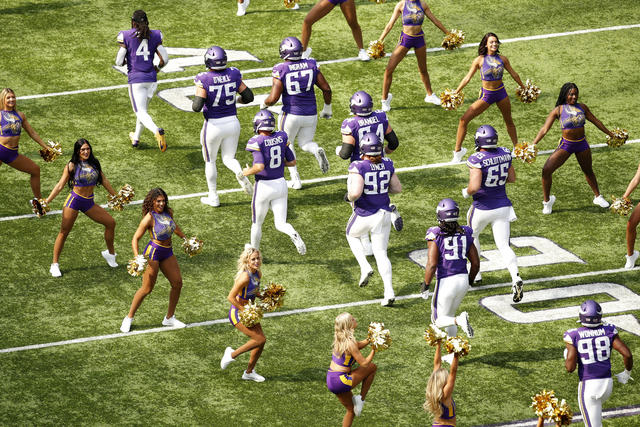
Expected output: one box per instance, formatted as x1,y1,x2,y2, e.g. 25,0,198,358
0,266,636,355
3,139,639,222
15,24,640,101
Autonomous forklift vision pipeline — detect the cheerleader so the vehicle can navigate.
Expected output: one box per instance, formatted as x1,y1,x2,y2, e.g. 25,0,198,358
424,339,459,426
622,161,640,268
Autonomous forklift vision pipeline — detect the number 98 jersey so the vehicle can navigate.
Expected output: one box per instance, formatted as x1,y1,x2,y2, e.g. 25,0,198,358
272,59,319,116
466,146,512,210
246,131,295,181
563,324,618,380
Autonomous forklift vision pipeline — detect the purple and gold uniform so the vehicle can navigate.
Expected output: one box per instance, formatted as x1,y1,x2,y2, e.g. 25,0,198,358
0,110,22,163
272,59,319,116
327,0,348,5
341,111,390,163
326,352,356,395
116,28,163,84
425,225,473,279
466,147,513,211
557,104,589,154
402,0,425,26
228,270,260,326
246,131,295,182
481,55,504,81
63,162,100,212
194,68,244,120
348,158,394,218
143,210,176,261
432,399,456,426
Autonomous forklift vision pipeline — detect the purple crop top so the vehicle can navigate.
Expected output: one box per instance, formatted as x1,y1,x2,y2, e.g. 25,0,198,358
150,210,176,241
440,399,455,419
73,162,99,187
402,0,425,26
481,55,504,81
0,110,22,137
239,270,260,301
331,352,355,369
560,104,585,130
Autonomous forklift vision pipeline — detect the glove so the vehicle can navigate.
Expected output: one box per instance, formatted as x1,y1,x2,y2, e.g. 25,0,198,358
420,281,430,300
335,146,341,156
462,187,469,199
320,103,332,119
615,369,633,384
259,101,268,110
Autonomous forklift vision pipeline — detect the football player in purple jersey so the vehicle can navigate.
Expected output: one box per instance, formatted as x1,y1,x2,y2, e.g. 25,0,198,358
192,46,255,207
423,198,478,349
241,110,306,255
531,82,615,214
346,133,401,306
0,88,51,214
622,161,640,269
462,125,523,301
424,339,460,426
115,10,168,151
44,139,119,278
262,36,332,190
563,300,633,427
452,33,525,163
378,0,449,112
301,0,369,61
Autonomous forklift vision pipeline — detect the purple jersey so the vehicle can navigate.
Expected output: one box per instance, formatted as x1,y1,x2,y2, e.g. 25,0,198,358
117,29,164,84
194,68,243,119
246,131,295,181
560,104,586,130
341,111,389,162
563,324,618,380
425,225,473,279
466,147,513,210
349,158,394,216
272,59,319,116
481,55,504,81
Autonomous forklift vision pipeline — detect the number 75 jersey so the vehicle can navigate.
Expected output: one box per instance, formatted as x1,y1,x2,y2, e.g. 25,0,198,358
349,158,394,217
563,324,618,380
466,146,513,210
194,68,243,119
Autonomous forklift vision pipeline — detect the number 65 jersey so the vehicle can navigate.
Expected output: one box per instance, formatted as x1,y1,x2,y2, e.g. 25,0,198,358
466,146,513,210
563,324,618,380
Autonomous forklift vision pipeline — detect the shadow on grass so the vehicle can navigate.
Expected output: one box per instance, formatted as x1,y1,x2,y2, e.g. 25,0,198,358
467,346,559,371
1,1,82,14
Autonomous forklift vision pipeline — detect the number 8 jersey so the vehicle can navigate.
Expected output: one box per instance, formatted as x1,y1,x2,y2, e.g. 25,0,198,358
272,59,319,116
563,324,618,380
246,131,295,180
466,146,513,210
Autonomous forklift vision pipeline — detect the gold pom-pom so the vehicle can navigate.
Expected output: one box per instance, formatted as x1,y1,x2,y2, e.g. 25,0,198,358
423,324,447,346
512,141,538,163
530,389,558,419
182,236,204,257
552,399,573,426
444,336,470,357
368,322,391,351
239,301,264,328
515,79,541,104
127,255,148,277
108,184,135,211
610,195,633,216
439,89,464,111
39,140,62,163
258,281,287,312
441,29,465,50
367,40,385,59
31,198,50,217
606,127,629,148
283,0,298,8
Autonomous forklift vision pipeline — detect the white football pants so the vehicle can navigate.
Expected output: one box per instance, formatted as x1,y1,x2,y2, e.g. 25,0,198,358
578,377,612,427
431,273,470,337
200,116,243,197
128,82,160,138
278,112,319,178
251,177,298,249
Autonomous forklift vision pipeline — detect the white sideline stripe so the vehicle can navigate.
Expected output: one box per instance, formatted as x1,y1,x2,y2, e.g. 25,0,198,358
474,405,640,427
3,138,640,222
0,266,636,355
15,24,640,101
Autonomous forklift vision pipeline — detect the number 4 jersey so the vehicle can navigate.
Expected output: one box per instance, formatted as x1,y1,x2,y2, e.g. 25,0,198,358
194,67,243,119
272,59,319,116
425,225,474,279
246,131,295,181
117,29,164,84
466,147,513,210
563,324,618,380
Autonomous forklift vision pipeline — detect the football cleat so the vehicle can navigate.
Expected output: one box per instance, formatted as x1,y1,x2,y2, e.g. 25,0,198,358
315,147,329,173
129,132,139,148
542,195,556,214
381,297,395,307
359,270,374,287
625,250,639,269
512,277,524,303
390,204,403,231
381,93,392,112
290,233,306,255
456,311,474,338
155,128,167,152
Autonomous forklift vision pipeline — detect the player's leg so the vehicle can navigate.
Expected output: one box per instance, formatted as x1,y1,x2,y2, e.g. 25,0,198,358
346,212,374,285
575,148,602,197
202,120,222,202
219,118,243,175
541,148,571,202
454,98,491,153
250,180,273,249
279,113,303,188
382,44,409,102
339,0,364,50
490,208,519,281
301,0,335,50
128,83,160,134
7,154,42,198
370,211,394,303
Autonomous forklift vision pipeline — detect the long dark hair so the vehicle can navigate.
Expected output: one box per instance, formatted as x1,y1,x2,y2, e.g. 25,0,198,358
131,10,150,40
439,220,464,236
556,82,579,107
142,188,171,216
67,138,102,188
478,32,500,56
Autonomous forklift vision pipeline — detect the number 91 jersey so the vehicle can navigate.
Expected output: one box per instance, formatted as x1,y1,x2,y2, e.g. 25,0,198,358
272,59,319,116
246,131,295,181
349,158,394,217
425,225,474,279
194,67,243,119
563,324,618,380
466,147,512,210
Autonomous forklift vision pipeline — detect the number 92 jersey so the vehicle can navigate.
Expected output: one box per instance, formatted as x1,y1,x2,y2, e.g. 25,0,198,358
563,324,618,380
466,147,512,210
117,29,164,84
194,68,243,119
349,158,394,217
425,225,474,279
272,59,319,116
246,131,295,181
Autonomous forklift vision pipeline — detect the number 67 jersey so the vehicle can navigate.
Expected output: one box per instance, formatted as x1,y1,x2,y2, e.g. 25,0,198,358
563,324,618,380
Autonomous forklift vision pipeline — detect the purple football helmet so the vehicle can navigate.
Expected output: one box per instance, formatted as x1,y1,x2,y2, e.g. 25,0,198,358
474,124,498,150
436,198,459,222
359,132,383,157
350,91,374,116
279,37,303,61
253,110,276,133
204,46,227,70
579,299,603,327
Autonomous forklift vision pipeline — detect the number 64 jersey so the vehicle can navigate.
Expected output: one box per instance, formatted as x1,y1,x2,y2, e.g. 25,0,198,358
563,324,618,380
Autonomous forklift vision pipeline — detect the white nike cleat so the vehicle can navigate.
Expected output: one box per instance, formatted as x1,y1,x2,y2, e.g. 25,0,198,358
242,370,265,382
120,316,133,333
49,263,62,278
290,233,306,255
162,315,186,328
200,194,220,207
381,93,392,112
542,195,556,214
315,147,329,173
593,195,610,208
451,147,467,163
358,49,370,62
359,269,374,287
101,250,118,268
456,311,474,338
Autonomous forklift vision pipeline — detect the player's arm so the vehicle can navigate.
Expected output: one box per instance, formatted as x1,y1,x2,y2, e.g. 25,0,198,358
99,172,117,197
467,166,482,195
455,57,481,93
506,164,516,183
384,125,399,154
348,339,375,367
532,107,560,145
115,46,127,66
467,243,480,284
423,240,438,286
612,336,633,371
583,103,613,138
192,86,207,112
45,163,72,204
170,210,187,241
564,342,577,373
237,81,254,104
378,2,402,42
19,113,48,150
338,133,356,159
623,162,640,198
316,71,332,118
263,77,283,107
347,172,364,202
442,353,459,400
388,172,402,194
502,56,524,88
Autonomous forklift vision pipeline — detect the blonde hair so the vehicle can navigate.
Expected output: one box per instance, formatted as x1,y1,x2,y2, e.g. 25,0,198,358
333,312,356,356
423,368,449,417
234,246,262,280
0,88,16,110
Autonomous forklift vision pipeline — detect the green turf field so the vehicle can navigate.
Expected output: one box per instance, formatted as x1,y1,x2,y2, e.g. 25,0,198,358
1,0,639,425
